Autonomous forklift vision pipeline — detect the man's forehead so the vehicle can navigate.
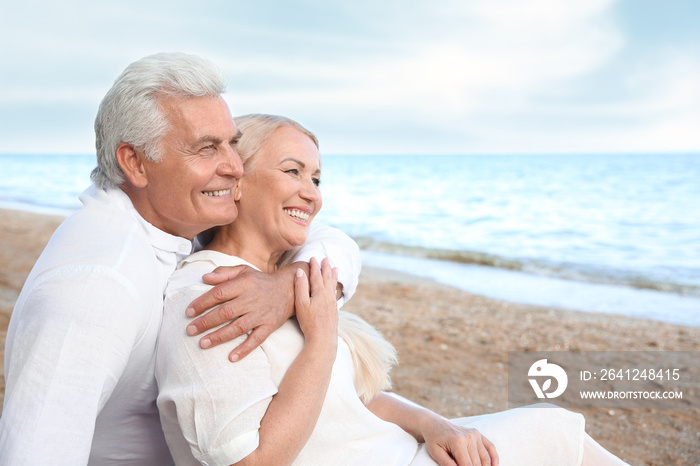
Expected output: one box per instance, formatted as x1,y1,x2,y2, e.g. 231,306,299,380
158,95,234,130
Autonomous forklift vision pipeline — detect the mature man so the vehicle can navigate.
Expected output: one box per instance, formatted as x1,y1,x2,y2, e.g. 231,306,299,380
0,53,359,465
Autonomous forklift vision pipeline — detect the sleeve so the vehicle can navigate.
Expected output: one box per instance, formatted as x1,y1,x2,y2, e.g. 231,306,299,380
0,265,146,465
291,222,362,307
156,282,279,465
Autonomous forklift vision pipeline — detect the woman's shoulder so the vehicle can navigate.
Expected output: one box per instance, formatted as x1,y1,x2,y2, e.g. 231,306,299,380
182,250,253,269
165,250,255,296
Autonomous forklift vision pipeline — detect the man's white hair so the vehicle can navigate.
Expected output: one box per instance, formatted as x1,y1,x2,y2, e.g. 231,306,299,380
91,52,227,188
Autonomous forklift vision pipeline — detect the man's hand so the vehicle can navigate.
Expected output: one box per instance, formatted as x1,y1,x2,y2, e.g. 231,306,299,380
185,263,304,362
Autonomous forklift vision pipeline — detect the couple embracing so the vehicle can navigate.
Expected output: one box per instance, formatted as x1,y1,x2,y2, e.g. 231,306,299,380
1,53,627,466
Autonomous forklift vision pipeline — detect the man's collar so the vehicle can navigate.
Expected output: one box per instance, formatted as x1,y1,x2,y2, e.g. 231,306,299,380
82,184,193,256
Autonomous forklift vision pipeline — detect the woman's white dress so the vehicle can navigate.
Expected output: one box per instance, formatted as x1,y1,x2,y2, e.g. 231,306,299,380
156,250,586,466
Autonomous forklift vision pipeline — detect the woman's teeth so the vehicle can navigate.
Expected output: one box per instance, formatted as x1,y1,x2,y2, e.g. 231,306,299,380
203,189,231,197
284,208,310,222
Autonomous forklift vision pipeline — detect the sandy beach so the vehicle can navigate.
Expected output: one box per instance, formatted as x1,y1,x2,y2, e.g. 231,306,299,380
1,207,698,465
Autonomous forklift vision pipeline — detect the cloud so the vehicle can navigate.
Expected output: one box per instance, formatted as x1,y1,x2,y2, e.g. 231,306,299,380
223,0,624,107
212,0,630,153
0,0,698,154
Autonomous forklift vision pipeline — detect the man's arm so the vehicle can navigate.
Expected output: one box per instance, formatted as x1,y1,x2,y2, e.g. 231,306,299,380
185,223,360,362
0,268,143,464
184,262,303,361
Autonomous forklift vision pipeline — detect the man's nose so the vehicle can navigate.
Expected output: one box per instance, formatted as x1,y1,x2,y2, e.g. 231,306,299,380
219,145,244,179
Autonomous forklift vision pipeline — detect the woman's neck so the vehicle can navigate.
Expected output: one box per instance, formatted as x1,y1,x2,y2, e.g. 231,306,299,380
205,225,281,274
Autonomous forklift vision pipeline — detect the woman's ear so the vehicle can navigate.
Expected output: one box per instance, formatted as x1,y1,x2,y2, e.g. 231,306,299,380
234,180,242,201
115,142,149,188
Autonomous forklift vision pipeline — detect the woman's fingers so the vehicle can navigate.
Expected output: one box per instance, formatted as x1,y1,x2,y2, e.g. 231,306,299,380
481,436,499,466
294,267,310,309
307,257,322,295
450,433,480,466
307,257,337,299
429,449,459,466
425,422,498,466
467,437,485,466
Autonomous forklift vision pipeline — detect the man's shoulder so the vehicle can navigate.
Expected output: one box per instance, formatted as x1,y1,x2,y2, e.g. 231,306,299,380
32,201,157,282
18,208,161,319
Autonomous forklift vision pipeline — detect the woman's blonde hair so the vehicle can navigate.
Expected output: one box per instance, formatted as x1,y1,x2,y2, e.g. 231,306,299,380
337,311,397,403
233,113,319,174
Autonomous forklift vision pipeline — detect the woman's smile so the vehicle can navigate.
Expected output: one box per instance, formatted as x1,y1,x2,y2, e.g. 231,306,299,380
284,207,312,225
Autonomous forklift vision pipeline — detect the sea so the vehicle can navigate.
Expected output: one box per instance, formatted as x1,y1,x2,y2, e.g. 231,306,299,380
1,153,699,326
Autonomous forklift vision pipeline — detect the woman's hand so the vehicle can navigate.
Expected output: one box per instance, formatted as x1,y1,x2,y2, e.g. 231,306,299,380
294,257,339,346
366,393,498,466
235,257,338,466
422,416,499,466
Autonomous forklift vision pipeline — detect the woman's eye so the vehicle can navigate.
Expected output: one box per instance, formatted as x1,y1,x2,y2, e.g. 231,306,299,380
285,169,299,175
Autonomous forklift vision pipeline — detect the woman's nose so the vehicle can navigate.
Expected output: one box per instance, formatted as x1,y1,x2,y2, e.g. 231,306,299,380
300,178,321,203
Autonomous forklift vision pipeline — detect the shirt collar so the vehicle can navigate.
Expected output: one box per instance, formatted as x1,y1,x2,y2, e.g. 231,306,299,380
81,184,194,257
179,250,258,271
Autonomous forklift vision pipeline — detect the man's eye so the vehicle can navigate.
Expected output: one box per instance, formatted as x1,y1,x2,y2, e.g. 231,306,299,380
200,145,215,154
313,178,321,187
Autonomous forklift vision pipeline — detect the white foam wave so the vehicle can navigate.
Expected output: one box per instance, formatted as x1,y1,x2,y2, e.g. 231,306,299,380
362,250,700,327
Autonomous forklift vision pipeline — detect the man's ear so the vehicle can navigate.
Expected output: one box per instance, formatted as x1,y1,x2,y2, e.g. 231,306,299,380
115,142,148,188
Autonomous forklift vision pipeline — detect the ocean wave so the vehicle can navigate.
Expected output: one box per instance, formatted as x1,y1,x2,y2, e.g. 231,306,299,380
353,236,700,297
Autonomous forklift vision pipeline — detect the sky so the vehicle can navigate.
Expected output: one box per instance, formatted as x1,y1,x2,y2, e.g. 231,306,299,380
1,0,699,156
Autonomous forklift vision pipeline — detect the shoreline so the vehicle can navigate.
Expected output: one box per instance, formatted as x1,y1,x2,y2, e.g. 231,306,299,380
3,200,699,327
1,207,699,464
361,250,700,328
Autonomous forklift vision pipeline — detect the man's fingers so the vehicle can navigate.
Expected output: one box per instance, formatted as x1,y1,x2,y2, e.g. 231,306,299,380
228,325,273,362
200,264,248,285
186,302,244,336
186,278,243,318
193,314,253,351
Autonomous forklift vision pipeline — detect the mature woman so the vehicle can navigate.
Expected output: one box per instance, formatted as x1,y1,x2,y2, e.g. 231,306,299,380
156,114,628,466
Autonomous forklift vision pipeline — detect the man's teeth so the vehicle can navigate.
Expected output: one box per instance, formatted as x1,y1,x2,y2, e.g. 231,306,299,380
203,189,231,197
284,209,310,222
